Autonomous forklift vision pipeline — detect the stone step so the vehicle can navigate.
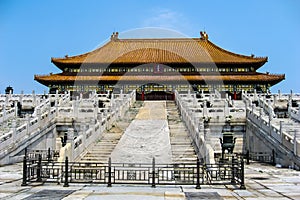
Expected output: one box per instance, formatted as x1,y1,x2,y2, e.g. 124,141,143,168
94,142,119,146
172,153,196,157
171,141,192,144
171,145,193,149
167,102,198,165
88,149,115,153
78,102,143,163
85,152,111,156
80,159,109,163
91,144,116,147
172,149,195,153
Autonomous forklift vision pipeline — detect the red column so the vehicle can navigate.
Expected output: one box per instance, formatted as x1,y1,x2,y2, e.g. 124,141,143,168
233,91,237,100
142,91,145,101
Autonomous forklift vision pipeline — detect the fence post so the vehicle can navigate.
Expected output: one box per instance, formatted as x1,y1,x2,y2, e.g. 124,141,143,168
63,157,69,187
272,149,275,165
107,157,112,187
196,158,201,189
231,156,235,183
202,164,205,185
37,154,42,182
151,157,156,188
246,151,250,165
47,147,51,162
21,156,28,186
240,158,246,189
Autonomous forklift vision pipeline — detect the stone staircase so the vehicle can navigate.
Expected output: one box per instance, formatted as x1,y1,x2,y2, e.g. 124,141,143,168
78,102,142,163
166,101,198,164
79,129,123,163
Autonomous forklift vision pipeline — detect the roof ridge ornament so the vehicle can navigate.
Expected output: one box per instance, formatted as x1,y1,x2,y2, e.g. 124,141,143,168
110,32,119,41
200,31,208,41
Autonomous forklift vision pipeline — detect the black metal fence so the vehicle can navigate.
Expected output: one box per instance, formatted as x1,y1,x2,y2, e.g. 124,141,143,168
247,150,275,164
21,154,246,189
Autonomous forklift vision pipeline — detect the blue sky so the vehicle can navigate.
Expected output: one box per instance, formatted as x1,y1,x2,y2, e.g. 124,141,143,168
0,0,299,93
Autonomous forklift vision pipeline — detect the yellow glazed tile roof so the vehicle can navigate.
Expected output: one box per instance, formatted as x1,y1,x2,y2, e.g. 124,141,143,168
51,38,267,65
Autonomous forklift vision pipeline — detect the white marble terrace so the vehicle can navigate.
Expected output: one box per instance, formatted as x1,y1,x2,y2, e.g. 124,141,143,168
175,89,300,168
0,90,135,165
1,89,300,168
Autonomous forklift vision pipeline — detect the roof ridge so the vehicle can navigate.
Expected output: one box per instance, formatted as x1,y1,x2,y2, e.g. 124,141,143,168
117,37,201,41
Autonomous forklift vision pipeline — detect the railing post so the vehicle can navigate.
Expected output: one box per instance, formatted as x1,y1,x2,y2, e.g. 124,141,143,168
272,149,275,165
47,147,51,162
196,158,201,189
24,147,27,157
240,158,246,189
107,157,112,187
151,157,156,188
21,156,28,186
63,157,69,187
202,164,205,184
246,150,250,165
37,154,42,182
231,156,235,184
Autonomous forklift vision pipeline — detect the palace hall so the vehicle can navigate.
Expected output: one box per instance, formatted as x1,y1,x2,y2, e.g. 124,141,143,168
35,32,284,99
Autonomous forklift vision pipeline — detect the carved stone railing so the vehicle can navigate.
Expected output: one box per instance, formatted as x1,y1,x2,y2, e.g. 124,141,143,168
57,90,136,162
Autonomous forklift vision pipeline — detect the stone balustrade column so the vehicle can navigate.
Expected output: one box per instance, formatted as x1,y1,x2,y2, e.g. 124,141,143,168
55,90,58,105
254,89,257,101
273,95,277,107
36,108,41,129
225,101,229,116
2,106,6,121
47,103,51,119
67,128,75,161
33,90,37,107
193,94,197,107
19,90,23,103
26,114,30,136
268,100,273,124
288,98,292,115
75,96,80,119
290,90,293,100
187,89,191,99
8,90,12,100
279,121,283,136
14,100,18,117
120,89,123,99
82,123,87,149
294,130,299,156
203,100,208,117
11,119,17,144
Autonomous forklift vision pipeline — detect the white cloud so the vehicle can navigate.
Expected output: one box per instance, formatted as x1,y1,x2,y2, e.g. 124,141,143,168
142,8,191,34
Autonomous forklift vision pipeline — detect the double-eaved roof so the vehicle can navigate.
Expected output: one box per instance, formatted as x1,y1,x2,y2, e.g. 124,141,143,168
35,32,284,88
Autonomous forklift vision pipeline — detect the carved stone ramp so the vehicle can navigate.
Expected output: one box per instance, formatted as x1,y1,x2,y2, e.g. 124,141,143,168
111,101,172,164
